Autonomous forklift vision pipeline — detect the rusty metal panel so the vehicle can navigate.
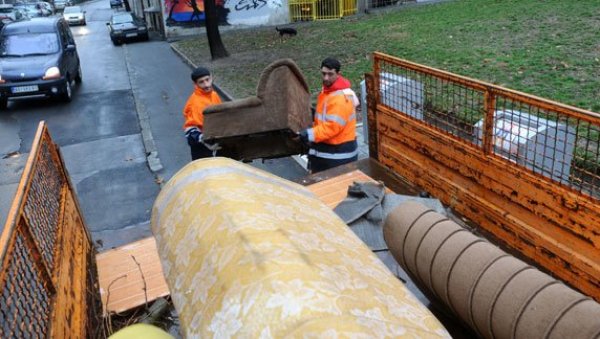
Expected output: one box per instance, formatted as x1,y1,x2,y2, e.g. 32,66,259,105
365,72,379,160
51,188,90,338
23,140,64,275
0,122,101,338
0,219,53,337
371,52,600,301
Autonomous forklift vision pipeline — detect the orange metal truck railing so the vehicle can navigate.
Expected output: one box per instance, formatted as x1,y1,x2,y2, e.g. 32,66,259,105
0,122,101,338
367,52,600,301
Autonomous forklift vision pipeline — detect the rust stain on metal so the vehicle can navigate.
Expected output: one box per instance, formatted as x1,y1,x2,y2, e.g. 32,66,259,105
365,72,379,160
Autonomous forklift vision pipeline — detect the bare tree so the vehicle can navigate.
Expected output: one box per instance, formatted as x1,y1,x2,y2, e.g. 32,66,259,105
187,0,203,21
204,0,229,59
167,0,179,23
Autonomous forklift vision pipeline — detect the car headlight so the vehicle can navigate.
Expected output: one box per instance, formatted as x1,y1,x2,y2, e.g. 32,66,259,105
43,67,61,80
138,26,146,31
114,29,123,34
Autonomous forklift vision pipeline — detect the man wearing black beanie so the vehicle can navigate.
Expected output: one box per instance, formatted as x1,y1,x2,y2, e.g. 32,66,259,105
183,67,222,160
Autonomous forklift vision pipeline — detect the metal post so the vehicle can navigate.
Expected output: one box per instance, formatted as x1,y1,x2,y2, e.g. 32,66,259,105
482,90,496,154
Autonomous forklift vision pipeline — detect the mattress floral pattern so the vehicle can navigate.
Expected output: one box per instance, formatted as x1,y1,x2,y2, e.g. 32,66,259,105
151,158,450,338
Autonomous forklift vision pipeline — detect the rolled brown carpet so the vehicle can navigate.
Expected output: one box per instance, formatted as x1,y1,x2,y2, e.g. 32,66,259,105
384,201,600,339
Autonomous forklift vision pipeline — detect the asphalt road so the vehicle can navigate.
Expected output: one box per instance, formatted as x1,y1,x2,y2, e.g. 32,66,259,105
0,0,307,250
0,1,158,249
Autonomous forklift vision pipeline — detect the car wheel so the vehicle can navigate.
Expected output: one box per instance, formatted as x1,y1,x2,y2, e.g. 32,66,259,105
75,64,82,84
0,98,7,110
142,33,149,41
62,77,72,102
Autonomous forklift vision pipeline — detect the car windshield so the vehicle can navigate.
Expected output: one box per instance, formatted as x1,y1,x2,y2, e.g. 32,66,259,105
0,33,59,56
112,14,132,24
63,6,81,13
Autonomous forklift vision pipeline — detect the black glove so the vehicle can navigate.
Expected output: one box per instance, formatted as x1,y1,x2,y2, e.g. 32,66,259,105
299,129,309,144
186,128,202,146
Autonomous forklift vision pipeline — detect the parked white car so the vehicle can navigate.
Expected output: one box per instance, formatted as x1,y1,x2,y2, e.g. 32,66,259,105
14,3,49,18
39,2,55,15
63,6,86,25
54,0,73,11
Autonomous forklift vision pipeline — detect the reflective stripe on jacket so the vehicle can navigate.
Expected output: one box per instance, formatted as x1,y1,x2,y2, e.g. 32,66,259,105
182,87,222,132
308,139,358,159
306,88,357,146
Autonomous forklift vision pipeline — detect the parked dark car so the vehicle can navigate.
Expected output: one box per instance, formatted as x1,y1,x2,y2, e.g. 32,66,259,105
106,12,148,45
109,0,123,9
0,17,82,108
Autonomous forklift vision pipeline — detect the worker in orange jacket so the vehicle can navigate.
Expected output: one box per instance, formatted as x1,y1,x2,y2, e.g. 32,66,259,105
299,57,359,173
183,67,222,160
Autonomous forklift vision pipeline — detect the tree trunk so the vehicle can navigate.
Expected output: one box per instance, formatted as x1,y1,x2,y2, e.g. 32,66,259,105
204,0,229,59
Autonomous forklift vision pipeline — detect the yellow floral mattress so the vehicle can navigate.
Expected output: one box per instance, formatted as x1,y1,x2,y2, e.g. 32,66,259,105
151,158,450,338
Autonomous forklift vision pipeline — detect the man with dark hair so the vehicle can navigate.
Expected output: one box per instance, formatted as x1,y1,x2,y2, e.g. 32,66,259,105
183,67,223,160
299,57,359,173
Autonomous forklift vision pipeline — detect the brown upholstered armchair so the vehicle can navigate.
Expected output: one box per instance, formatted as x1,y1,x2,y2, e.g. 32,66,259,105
202,58,312,161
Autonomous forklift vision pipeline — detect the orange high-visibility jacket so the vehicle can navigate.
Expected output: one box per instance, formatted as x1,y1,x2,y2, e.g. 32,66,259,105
182,87,222,132
307,88,357,145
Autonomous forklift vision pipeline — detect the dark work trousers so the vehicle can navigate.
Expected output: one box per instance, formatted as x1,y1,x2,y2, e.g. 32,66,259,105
308,154,357,173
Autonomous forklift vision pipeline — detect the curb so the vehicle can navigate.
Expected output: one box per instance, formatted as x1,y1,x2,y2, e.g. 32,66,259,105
124,44,164,174
170,43,234,101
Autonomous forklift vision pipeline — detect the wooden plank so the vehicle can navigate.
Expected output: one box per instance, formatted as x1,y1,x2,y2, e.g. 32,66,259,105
96,237,169,315
306,170,378,208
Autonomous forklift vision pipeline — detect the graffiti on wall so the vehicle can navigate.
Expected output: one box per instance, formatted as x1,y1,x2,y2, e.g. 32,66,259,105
232,0,268,11
224,0,283,25
164,0,229,26
164,0,283,26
